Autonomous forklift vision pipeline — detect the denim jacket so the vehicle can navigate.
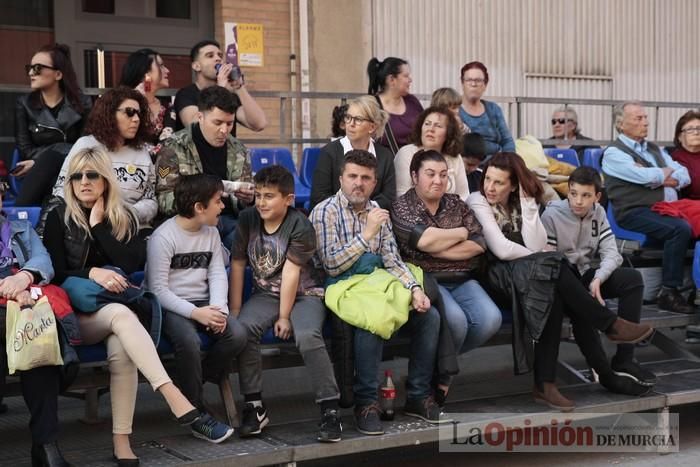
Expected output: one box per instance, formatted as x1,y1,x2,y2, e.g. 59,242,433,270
4,217,54,285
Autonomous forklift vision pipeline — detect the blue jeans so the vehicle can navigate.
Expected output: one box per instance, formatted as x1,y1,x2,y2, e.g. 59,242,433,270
619,207,692,288
353,306,440,406
438,280,502,354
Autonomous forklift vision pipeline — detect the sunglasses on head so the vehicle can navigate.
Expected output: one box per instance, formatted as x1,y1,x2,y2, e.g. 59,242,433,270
25,63,58,75
551,118,574,125
69,171,101,182
117,107,142,118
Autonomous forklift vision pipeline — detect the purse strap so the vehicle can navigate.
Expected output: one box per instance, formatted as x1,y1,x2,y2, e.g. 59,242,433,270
373,95,400,155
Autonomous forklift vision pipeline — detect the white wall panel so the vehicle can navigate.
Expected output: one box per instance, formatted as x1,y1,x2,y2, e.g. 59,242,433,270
372,0,700,142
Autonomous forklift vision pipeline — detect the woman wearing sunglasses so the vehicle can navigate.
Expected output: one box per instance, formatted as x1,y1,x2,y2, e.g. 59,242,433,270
310,95,395,210
14,43,92,206
51,86,157,231
543,107,596,163
42,148,235,464
120,48,175,143
459,61,515,157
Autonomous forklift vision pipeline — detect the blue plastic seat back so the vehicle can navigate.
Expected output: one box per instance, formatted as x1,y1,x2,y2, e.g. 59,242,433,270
693,241,700,289
249,148,309,207
582,148,604,172
2,206,41,228
606,203,648,245
300,147,321,188
544,148,580,167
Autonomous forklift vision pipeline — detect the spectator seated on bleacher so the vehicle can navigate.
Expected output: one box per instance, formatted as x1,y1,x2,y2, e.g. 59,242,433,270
430,87,469,135
51,86,157,232
0,183,73,466
467,153,654,412
394,106,469,200
391,149,501,407
14,43,92,207
310,95,395,210
542,167,657,395
671,110,700,200
156,85,253,247
462,133,487,194
602,101,693,314
43,148,235,462
310,150,445,435
230,166,342,443
542,106,598,163
330,103,348,140
145,173,246,438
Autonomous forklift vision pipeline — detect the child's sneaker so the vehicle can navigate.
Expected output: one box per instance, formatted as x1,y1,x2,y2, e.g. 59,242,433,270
239,402,269,437
317,409,342,442
190,413,235,443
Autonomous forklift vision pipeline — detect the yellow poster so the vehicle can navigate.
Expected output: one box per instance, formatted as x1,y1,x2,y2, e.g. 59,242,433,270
224,22,263,67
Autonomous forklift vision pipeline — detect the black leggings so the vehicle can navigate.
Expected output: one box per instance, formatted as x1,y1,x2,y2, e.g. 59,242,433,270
15,148,67,206
534,264,619,385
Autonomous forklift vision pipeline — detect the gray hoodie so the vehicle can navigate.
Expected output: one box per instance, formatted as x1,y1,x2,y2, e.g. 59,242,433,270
541,199,622,283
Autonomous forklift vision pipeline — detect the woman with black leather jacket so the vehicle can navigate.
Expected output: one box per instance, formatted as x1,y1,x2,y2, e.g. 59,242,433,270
14,43,92,206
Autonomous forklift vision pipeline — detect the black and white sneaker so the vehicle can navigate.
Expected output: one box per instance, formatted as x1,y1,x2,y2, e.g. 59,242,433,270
239,403,269,437
318,409,343,442
611,359,657,386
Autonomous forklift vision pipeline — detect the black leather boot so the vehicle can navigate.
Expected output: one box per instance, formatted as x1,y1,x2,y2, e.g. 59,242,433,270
31,442,71,467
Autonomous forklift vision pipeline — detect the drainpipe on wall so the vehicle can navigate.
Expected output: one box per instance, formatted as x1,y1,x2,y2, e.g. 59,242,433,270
289,0,297,156
298,0,311,153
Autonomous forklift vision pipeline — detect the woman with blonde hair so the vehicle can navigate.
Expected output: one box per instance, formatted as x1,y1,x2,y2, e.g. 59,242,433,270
43,148,234,464
310,95,396,209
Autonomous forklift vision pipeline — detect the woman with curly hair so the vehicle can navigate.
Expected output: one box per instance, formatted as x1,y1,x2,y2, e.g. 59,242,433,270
52,86,157,229
394,106,469,200
14,43,92,206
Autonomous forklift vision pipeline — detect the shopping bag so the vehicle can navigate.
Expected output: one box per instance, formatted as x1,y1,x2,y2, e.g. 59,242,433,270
5,296,63,374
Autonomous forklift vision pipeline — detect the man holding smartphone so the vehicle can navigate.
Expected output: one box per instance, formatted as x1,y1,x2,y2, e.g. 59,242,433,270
174,40,267,135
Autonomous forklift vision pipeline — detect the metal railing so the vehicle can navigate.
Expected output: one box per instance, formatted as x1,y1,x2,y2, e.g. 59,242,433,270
2,85,698,147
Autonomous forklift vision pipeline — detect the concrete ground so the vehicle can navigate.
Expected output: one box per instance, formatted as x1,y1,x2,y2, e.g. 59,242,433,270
1,327,699,466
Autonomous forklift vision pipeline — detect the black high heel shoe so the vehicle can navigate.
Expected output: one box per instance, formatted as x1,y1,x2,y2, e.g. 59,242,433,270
31,442,71,467
113,453,140,466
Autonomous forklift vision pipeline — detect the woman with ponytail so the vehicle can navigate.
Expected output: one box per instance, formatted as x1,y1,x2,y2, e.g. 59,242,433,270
366,56,423,154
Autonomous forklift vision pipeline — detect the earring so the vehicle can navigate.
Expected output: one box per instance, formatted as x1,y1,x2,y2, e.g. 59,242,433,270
144,77,152,93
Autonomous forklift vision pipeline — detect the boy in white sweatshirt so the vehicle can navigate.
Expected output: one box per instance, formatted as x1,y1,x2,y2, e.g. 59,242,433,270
542,166,656,391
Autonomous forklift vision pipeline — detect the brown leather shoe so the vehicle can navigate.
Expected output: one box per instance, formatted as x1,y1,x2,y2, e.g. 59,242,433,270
605,318,654,344
533,383,575,412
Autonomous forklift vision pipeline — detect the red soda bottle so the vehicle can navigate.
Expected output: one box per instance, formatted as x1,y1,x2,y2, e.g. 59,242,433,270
380,370,396,421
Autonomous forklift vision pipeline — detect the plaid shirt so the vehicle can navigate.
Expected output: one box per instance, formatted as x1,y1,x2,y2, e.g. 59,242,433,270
310,189,418,289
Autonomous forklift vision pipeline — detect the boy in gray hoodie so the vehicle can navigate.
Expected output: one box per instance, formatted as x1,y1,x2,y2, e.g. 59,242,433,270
542,166,657,391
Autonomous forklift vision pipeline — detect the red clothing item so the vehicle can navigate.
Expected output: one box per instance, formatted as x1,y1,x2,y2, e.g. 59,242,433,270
652,199,700,237
672,147,700,199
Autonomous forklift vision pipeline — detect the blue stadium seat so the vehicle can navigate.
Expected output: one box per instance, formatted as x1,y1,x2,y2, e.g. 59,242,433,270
249,148,310,208
606,203,648,246
300,147,321,189
2,206,41,228
583,148,604,172
544,148,579,167
8,148,22,198
693,241,700,289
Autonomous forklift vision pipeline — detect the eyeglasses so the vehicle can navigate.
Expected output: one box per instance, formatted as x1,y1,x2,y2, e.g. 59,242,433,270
69,171,101,182
681,126,700,135
116,107,142,118
462,78,485,85
551,118,574,125
344,114,371,125
25,63,58,75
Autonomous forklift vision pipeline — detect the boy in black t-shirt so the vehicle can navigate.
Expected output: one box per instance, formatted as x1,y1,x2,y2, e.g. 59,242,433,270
230,165,342,442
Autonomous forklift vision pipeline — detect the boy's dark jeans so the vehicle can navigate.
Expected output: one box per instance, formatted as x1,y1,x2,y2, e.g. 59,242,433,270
162,303,247,409
571,267,645,373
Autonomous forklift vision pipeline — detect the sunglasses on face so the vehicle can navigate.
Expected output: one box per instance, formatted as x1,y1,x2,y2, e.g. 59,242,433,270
551,118,574,125
25,63,58,75
69,171,101,182
116,107,142,118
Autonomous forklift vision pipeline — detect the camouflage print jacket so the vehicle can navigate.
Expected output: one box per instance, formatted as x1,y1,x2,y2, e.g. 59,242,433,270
155,124,252,218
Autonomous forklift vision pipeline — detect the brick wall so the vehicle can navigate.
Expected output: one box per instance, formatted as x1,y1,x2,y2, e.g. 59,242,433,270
215,0,299,154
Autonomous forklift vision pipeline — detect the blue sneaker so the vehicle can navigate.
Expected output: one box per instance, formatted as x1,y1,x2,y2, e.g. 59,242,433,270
190,413,235,443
